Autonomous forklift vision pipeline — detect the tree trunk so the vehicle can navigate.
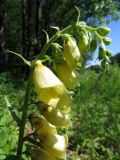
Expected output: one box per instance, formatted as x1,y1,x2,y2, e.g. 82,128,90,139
0,2,6,64
21,0,26,57
26,0,31,59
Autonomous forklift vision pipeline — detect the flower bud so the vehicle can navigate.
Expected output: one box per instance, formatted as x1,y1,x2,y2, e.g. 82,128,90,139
30,148,56,160
37,133,68,159
101,59,109,70
78,34,89,54
29,114,57,133
97,27,111,36
33,60,65,107
55,60,80,89
98,44,106,60
40,105,72,128
106,50,112,57
103,37,112,45
90,39,97,52
64,38,81,69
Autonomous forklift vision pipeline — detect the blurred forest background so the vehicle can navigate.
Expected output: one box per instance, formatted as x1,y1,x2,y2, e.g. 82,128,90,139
0,0,120,159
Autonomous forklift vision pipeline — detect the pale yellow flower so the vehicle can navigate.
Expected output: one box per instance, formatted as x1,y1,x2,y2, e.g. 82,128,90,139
55,60,80,89
41,105,71,128
64,38,81,69
31,147,57,160
33,60,65,107
30,114,57,133
38,132,68,159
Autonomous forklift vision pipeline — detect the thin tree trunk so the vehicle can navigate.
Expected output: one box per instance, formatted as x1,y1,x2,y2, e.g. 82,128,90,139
35,0,40,39
0,2,6,64
26,0,31,59
21,0,26,57
32,0,40,55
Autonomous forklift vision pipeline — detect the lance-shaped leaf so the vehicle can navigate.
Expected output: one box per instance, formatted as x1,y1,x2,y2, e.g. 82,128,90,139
5,50,31,66
33,60,65,107
64,37,81,69
29,114,57,133
37,132,68,159
4,96,20,125
55,60,80,89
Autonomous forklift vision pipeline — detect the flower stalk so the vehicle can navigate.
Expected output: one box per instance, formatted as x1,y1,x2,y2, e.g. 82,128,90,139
16,68,33,160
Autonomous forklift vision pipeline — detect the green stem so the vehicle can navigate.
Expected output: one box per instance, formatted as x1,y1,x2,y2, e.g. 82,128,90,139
37,24,75,58
37,23,102,59
82,25,103,42
16,69,33,160
94,31,103,43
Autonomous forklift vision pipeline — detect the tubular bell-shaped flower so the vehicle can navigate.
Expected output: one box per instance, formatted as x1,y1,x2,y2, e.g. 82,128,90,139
56,91,72,113
55,60,80,89
33,60,65,107
37,132,68,159
64,37,81,69
40,104,72,128
29,114,57,133
30,147,57,160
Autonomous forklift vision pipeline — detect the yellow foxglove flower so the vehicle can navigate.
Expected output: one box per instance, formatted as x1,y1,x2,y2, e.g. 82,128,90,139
31,147,57,160
30,114,57,133
64,38,81,69
33,60,65,107
56,91,72,113
41,105,72,128
55,60,80,89
37,132,68,159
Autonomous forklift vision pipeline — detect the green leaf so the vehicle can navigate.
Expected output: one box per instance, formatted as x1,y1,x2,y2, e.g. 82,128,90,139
5,50,31,67
4,96,20,126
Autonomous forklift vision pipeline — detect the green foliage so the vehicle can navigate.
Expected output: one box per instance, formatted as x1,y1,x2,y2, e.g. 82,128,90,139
1,64,120,159
68,64,120,159
0,73,25,159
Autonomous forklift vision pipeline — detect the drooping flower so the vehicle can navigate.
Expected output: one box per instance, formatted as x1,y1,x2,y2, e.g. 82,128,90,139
64,37,81,69
33,60,65,107
37,132,68,159
56,91,72,113
40,104,71,128
29,114,57,133
55,60,80,89
30,147,57,160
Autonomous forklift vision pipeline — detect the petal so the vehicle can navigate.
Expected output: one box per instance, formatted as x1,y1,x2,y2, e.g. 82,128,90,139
56,91,72,113
31,147,57,160
38,133,68,159
30,114,57,133
55,60,80,89
33,60,65,107
40,104,72,128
